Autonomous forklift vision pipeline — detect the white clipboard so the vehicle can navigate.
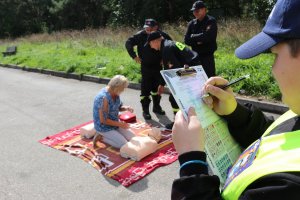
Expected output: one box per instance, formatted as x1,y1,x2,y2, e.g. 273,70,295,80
161,65,241,185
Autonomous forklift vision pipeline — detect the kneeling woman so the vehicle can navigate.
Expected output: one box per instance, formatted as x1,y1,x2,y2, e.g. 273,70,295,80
93,75,135,149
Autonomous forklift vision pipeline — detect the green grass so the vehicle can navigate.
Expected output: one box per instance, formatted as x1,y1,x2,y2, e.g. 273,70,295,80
0,19,280,100
215,52,280,99
0,39,141,83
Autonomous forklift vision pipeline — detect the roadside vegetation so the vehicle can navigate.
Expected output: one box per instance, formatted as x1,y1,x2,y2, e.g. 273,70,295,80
0,19,280,101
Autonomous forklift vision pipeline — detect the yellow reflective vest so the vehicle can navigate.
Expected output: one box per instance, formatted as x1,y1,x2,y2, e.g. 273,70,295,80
222,110,300,200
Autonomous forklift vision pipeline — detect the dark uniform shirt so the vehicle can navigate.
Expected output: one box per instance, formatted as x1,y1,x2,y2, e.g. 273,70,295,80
160,39,200,69
184,15,217,55
125,30,172,70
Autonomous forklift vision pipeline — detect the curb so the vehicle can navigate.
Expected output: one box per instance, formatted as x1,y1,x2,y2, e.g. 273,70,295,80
0,64,142,90
0,63,288,114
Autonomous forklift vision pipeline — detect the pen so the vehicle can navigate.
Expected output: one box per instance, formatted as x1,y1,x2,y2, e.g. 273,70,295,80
201,74,250,98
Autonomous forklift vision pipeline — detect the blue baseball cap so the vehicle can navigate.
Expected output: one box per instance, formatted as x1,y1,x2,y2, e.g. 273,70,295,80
235,0,300,59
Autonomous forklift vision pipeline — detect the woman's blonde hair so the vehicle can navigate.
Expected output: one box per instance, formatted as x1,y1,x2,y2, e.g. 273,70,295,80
107,75,129,93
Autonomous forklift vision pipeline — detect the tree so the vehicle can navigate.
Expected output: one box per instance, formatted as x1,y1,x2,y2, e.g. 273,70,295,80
0,0,277,38
0,0,52,38
108,0,194,27
252,0,276,23
49,0,111,30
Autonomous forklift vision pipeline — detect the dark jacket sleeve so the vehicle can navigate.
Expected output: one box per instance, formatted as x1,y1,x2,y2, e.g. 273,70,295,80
190,18,217,44
125,33,139,59
163,45,182,69
184,21,194,46
222,103,274,148
159,74,166,86
240,172,300,200
172,168,300,200
171,151,223,200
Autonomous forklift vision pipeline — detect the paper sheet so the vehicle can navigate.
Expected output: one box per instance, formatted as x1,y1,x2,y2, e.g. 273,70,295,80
161,66,241,184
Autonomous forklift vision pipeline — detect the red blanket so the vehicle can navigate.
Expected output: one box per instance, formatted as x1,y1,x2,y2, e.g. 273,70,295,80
39,121,178,187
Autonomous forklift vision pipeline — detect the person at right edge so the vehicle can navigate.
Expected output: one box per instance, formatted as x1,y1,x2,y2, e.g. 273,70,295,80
171,0,300,199
184,1,217,78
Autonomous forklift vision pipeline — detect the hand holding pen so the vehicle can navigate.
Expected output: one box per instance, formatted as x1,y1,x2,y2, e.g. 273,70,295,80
202,75,250,116
201,74,250,98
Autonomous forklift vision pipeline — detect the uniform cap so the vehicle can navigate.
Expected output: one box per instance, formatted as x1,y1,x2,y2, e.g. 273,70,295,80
235,0,300,59
190,1,206,11
143,19,158,28
146,31,162,43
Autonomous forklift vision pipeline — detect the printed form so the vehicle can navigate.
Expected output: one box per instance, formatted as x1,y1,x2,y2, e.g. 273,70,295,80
161,65,241,184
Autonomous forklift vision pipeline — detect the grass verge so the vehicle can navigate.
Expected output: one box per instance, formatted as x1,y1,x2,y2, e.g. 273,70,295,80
0,19,280,100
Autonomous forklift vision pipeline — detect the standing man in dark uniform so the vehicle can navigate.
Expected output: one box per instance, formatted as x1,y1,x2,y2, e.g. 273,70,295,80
125,19,172,120
147,31,201,129
184,1,217,78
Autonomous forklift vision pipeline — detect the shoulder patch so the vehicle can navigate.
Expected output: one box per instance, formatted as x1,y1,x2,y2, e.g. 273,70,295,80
175,42,185,51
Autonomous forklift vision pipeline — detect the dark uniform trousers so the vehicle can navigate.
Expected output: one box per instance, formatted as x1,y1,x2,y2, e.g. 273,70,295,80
141,67,162,97
198,53,215,78
140,66,163,113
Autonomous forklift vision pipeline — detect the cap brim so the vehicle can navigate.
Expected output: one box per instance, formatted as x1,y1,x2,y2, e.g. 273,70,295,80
143,25,150,28
190,6,205,11
235,32,282,59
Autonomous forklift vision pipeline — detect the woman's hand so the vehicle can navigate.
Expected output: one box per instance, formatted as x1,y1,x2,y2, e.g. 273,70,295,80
119,121,130,129
203,77,237,116
172,107,205,155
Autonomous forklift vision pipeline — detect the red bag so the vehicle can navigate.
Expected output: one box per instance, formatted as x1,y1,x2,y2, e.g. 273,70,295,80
119,111,136,123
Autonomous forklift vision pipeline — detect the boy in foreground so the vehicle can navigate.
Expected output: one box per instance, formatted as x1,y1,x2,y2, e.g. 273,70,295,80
171,0,300,199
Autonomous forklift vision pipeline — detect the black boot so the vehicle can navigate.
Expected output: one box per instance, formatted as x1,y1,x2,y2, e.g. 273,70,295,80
165,110,177,130
141,97,151,120
165,122,174,130
152,95,166,115
143,111,151,120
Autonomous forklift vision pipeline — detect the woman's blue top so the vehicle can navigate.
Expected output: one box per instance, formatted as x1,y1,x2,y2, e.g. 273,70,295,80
93,87,121,132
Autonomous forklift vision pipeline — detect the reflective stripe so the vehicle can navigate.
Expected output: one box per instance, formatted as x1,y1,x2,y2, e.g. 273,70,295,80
175,42,186,51
222,110,300,200
140,96,150,100
172,108,180,112
262,110,297,137
151,92,158,96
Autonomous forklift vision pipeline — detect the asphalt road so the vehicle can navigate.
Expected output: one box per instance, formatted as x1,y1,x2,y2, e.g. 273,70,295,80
0,67,178,200
0,67,281,200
